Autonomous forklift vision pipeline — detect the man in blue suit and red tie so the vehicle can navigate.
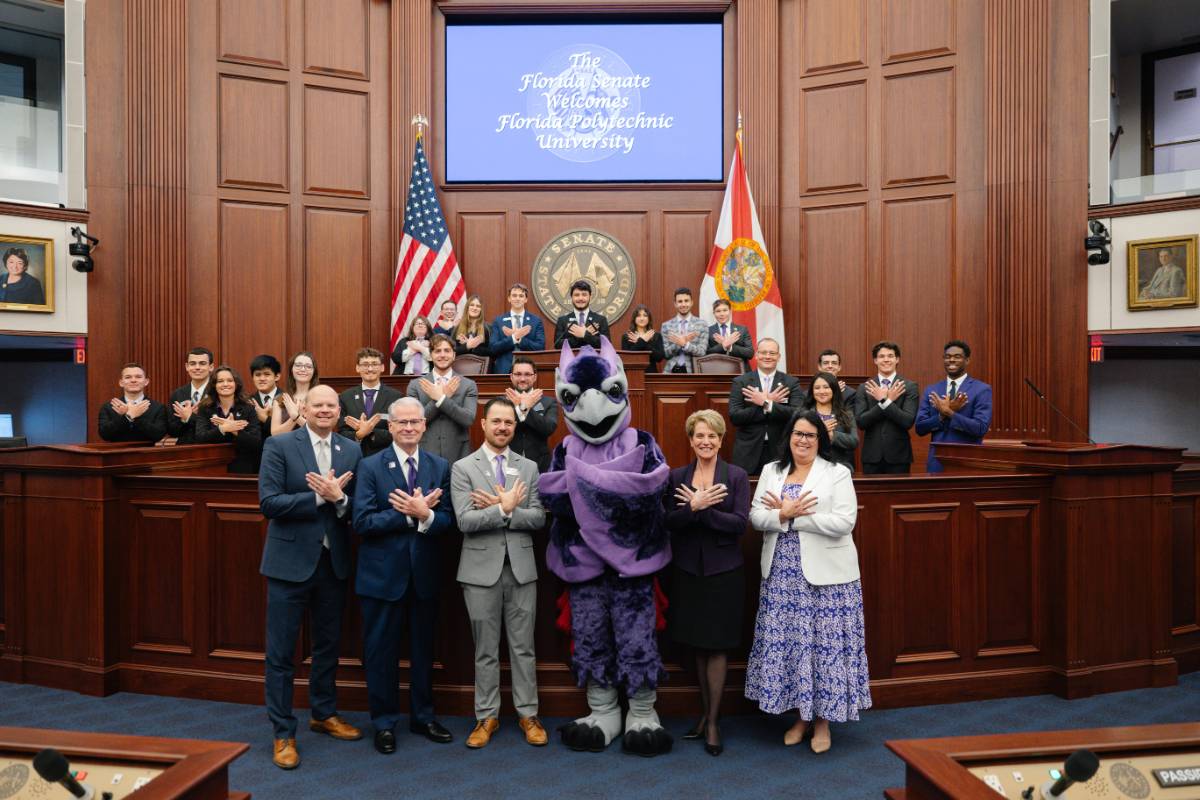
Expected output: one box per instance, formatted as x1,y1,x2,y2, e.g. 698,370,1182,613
258,384,363,770
353,396,455,754
915,340,993,473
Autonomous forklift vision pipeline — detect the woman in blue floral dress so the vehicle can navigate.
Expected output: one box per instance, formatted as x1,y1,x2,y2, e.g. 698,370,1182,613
744,409,870,753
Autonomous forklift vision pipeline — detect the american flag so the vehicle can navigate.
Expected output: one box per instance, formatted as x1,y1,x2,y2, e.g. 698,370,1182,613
390,134,465,354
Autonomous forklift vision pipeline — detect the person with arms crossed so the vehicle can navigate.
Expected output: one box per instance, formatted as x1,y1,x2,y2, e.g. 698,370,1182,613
166,346,215,444
660,287,710,373
433,300,460,338
193,365,263,474
553,280,609,349
392,315,434,376
353,397,455,752
453,294,492,360
728,338,802,476
803,371,858,473
706,299,753,369
339,347,402,458
406,334,479,463
98,362,167,444
249,354,282,441
505,355,558,472
622,304,666,373
451,397,548,748
914,340,993,473
854,341,918,475
272,352,319,437
490,282,545,374
258,384,363,770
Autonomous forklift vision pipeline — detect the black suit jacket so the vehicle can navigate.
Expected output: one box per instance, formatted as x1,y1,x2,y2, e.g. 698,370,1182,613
553,310,610,350
338,384,404,458
510,394,558,472
97,399,167,444
728,371,803,475
250,392,277,442
705,322,754,366
166,384,208,443
854,376,918,466
194,401,264,473
664,458,750,576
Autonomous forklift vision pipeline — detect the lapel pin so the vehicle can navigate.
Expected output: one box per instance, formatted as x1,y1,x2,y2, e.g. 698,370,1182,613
388,461,396,469
334,444,341,452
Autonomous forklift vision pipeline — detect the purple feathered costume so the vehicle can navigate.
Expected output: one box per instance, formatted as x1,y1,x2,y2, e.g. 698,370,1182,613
539,336,674,755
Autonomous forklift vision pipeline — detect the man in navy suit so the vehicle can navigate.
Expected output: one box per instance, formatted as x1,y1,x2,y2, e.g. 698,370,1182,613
706,298,753,369
258,384,363,770
354,396,455,754
915,339,993,472
490,282,546,374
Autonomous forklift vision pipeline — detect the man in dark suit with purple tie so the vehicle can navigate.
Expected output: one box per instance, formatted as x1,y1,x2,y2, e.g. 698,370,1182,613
855,340,919,474
338,347,402,458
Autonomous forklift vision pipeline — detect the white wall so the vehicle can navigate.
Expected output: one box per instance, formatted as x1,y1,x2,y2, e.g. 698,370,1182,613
1089,0,1112,205
1090,359,1200,451
1114,53,1142,181
1088,207,1200,330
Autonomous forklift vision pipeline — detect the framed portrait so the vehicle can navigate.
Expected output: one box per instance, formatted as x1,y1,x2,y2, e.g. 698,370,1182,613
1127,234,1198,311
0,234,54,313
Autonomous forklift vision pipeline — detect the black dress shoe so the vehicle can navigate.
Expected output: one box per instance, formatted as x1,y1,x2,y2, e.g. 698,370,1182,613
705,724,723,756
682,719,705,740
374,729,396,755
409,720,453,744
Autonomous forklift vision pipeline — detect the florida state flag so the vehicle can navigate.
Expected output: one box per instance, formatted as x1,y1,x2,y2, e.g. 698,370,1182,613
698,120,786,370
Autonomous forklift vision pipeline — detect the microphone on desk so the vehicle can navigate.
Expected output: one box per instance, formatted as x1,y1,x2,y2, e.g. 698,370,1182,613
1021,749,1100,798
33,749,96,800
1023,378,1095,445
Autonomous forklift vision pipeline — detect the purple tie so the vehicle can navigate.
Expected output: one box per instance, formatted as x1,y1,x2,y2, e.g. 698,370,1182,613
882,378,892,387
363,388,377,416
494,454,506,488
412,352,423,374
406,456,417,494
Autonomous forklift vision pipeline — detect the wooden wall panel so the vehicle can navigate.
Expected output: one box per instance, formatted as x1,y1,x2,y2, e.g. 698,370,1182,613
218,76,289,191
219,202,289,378
303,0,368,79
0,496,4,637
653,394,699,468
456,212,508,319
130,502,193,654
801,204,869,365
800,80,868,194
881,196,955,366
976,501,1040,655
303,86,369,197
1172,496,1199,634
218,0,288,69
891,504,961,664
208,505,268,659
800,0,867,74
661,211,713,293
304,207,370,372
882,67,955,187
883,0,956,63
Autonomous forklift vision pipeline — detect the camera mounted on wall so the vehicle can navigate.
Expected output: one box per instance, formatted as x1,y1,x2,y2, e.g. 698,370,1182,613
1084,220,1110,265
69,226,99,273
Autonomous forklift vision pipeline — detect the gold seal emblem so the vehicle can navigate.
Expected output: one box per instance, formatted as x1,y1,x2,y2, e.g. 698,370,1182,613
714,237,772,311
532,228,636,321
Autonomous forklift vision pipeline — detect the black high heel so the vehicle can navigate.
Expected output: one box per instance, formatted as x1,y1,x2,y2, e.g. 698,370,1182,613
682,719,706,740
704,723,723,756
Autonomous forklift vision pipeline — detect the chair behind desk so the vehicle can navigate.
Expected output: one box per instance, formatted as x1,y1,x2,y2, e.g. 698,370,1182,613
695,354,745,374
452,354,489,375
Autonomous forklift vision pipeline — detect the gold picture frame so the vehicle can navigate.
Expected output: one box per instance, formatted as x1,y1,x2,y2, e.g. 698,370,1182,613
0,234,55,313
1127,234,1198,311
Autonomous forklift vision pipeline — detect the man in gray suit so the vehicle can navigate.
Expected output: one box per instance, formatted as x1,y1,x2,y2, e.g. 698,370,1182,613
406,334,479,462
451,397,547,749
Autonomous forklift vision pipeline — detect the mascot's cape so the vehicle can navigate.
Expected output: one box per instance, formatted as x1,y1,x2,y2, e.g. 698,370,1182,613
538,337,671,583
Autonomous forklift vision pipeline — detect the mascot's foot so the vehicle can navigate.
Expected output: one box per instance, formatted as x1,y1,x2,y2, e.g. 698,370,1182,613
560,683,621,752
622,687,673,757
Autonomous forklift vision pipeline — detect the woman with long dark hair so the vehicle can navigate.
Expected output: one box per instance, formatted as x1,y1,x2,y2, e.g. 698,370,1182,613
803,371,858,472
271,351,320,436
194,365,263,473
622,304,665,372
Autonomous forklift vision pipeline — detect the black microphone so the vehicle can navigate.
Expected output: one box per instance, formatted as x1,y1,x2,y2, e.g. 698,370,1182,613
32,749,94,800
1023,377,1095,445
1022,749,1100,798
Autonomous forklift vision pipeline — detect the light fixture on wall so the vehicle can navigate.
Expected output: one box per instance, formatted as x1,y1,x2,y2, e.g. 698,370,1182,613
68,226,99,273
1085,220,1110,265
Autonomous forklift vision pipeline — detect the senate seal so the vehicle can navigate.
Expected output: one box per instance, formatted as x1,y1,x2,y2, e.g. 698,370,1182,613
714,237,773,311
532,229,636,321
0,764,29,799
1109,763,1150,799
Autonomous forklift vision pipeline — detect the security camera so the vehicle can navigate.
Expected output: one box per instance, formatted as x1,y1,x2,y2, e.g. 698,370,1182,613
69,226,99,273
1084,220,1110,265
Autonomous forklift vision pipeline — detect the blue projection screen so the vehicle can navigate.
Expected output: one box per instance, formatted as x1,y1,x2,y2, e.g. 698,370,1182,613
445,21,724,182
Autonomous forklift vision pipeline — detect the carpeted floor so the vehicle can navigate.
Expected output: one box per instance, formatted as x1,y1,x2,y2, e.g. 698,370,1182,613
2,675,1198,799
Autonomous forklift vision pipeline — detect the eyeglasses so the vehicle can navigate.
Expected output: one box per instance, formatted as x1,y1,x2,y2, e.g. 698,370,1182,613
293,363,314,371
791,431,818,441
390,418,424,427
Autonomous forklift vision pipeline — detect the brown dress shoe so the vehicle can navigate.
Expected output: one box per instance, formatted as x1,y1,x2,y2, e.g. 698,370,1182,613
309,715,363,741
273,738,300,770
518,716,548,747
465,718,500,749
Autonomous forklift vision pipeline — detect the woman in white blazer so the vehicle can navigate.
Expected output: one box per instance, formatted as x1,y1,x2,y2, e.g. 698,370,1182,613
744,409,871,753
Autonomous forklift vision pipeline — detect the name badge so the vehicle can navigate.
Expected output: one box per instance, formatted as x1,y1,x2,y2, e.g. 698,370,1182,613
504,467,519,477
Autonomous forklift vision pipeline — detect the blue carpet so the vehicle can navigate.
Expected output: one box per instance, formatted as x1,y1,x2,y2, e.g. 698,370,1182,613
2,675,1199,799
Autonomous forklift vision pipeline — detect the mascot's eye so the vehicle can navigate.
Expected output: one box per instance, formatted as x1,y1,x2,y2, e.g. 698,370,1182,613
606,385,624,401
560,389,578,406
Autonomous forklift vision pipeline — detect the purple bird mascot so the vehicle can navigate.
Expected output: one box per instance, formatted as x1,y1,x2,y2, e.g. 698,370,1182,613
539,336,674,756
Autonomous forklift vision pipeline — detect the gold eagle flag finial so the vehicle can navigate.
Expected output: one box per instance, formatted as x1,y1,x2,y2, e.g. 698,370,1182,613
412,113,429,139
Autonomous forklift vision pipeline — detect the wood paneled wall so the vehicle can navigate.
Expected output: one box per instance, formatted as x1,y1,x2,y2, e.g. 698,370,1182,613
86,0,1089,445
